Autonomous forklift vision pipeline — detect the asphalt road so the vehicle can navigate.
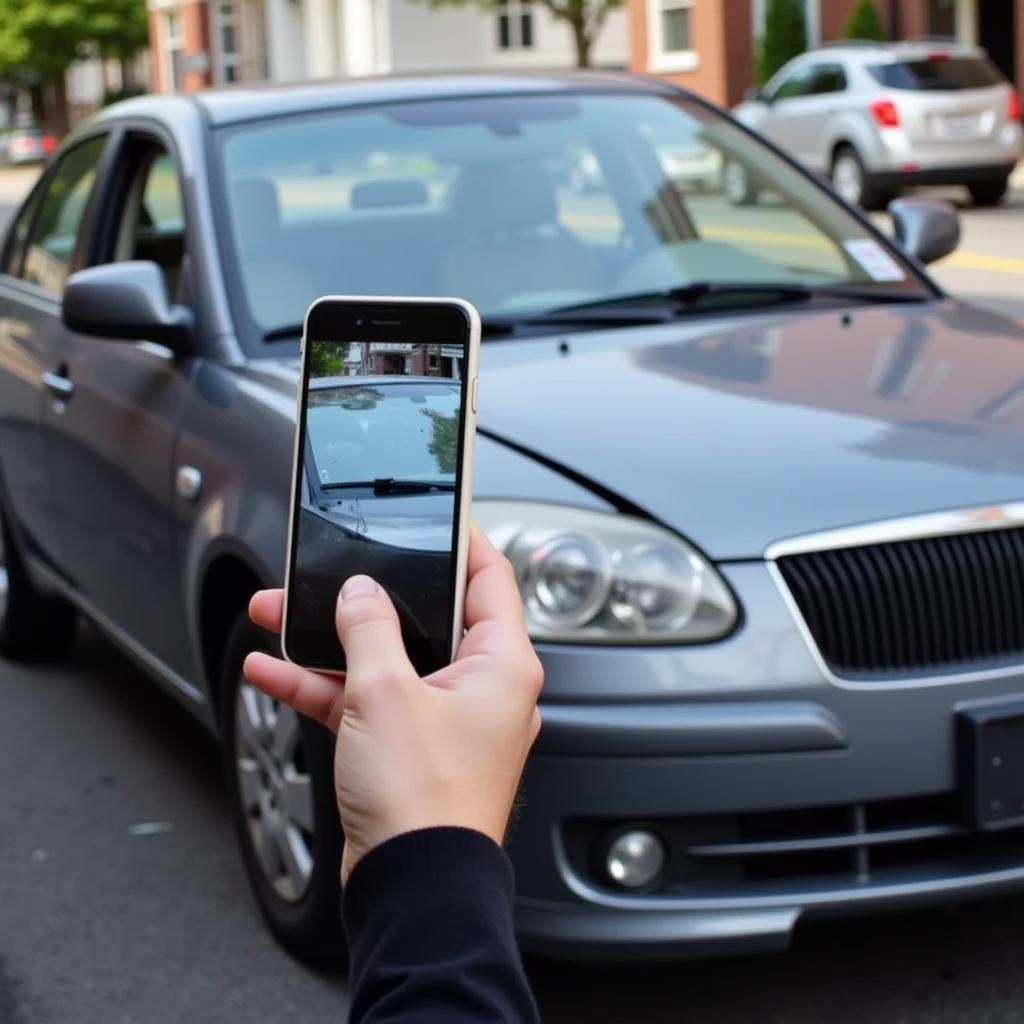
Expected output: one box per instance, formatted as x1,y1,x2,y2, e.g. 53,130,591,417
6,179,1024,1023
8,627,1024,1024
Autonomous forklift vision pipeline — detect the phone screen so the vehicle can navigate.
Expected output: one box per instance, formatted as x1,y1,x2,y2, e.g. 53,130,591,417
284,300,474,674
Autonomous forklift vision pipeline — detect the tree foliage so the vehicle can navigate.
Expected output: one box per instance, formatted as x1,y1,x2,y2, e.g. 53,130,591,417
0,0,147,79
412,0,621,67
756,0,807,85
309,342,353,378
843,0,885,41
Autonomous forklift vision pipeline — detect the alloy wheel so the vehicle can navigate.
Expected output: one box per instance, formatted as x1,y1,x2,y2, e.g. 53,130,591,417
723,161,750,204
234,679,317,903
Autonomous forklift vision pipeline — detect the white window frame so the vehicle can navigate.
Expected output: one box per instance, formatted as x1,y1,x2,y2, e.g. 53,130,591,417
161,9,185,92
215,1,241,84
646,0,699,74
495,0,535,51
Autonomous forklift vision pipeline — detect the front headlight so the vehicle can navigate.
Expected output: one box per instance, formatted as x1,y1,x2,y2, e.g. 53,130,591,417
475,501,738,643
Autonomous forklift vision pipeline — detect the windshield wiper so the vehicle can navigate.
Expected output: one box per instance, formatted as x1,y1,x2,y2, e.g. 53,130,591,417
320,478,456,495
486,281,926,334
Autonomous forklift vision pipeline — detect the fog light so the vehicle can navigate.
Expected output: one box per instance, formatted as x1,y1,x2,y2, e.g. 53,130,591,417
605,829,666,889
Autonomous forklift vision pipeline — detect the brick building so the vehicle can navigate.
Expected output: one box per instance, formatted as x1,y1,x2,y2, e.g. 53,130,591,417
629,0,1024,108
359,343,462,379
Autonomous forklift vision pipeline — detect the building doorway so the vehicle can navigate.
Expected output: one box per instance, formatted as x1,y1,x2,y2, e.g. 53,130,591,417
977,0,1016,84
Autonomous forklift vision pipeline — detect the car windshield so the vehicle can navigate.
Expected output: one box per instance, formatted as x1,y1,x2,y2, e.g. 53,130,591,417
306,380,460,487
217,91,927,339
868,57,1004,91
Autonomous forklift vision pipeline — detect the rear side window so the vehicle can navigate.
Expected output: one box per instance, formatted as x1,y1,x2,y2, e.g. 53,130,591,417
22,135,107,292
868,57,1004,91
807,63,847,95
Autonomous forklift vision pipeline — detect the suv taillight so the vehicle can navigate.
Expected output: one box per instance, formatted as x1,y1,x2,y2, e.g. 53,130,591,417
1010,90,1021,122
870,99,900,127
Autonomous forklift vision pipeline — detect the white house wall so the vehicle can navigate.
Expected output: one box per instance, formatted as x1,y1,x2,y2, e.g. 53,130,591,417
265,0,628,81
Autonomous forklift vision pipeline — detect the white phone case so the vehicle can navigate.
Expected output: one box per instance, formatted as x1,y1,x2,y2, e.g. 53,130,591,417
281,295,481,674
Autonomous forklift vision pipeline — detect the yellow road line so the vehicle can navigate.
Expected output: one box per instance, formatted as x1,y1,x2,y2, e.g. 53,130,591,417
941,250,1024,274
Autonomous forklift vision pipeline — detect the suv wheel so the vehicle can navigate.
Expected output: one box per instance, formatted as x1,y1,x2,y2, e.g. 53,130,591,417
968,177,1009,207
723,160,759,206
0,508,77,660
220,613,346,966
831,145,888,211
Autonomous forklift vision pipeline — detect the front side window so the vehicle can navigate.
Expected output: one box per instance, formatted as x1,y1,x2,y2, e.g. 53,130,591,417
807,63,847,95
217,92,927,342
22,135,106,293
112,144,187,298
771,66,811,100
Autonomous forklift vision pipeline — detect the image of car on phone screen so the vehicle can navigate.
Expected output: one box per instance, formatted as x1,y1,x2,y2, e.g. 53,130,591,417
291,363,461,672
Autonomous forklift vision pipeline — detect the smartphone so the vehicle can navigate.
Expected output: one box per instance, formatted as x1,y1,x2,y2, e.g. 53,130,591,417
282,296,481,675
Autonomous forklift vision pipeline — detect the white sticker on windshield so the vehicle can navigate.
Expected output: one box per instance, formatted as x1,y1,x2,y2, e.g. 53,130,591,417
842,239,906,282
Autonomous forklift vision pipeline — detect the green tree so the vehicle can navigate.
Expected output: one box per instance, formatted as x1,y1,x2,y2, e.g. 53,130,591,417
309,342,352,378
423,408,458,475
843,0,885,41
0,0,147,131
756,0,807,85
412,0,620,67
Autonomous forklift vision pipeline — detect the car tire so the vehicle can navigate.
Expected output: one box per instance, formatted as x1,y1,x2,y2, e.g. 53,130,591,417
831,145,889,211
968,177,1009,207
220,612,347,967
723,160,759,206
0,507,77,661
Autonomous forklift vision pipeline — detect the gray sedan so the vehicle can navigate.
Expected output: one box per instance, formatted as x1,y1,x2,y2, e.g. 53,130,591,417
0,71,1022,965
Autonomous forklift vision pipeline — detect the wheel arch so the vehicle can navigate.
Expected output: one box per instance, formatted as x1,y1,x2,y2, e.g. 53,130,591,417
196,542,273,733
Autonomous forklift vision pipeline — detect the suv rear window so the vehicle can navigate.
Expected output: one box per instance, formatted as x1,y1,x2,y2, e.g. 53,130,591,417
868,57,1004,91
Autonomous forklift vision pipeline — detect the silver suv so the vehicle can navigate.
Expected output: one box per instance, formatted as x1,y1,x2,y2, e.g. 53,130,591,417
733,40,1022,209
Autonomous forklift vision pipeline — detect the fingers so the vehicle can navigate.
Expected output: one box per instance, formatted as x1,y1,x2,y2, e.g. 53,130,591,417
461,526,530,650
335,576,416,702
249,589,284,634
243,651,346,732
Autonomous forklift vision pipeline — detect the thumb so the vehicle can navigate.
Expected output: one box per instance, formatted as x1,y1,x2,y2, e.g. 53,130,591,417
335,576,416,704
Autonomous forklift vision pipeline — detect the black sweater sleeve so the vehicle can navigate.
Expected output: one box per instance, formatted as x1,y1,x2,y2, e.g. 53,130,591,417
343,827,541,1024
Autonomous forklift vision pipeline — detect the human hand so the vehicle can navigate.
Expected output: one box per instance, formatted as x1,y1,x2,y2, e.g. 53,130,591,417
244,527,544,884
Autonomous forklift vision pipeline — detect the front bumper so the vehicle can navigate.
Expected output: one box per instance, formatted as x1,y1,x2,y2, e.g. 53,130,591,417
508,562,1024,959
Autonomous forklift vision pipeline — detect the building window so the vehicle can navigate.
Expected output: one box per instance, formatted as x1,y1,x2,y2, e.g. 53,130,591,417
496,0,534,50
163,10,185,91
217,2,240,83
660,0,691,52
647,0,698,73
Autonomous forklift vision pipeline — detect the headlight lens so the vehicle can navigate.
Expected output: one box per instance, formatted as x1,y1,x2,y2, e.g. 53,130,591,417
475,502,738,643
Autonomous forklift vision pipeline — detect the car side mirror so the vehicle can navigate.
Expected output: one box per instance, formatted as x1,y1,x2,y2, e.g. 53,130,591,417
62,261,194,352
888,197,960,265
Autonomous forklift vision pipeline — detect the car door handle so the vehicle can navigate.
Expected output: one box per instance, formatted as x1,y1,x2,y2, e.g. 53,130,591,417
41,368,74,399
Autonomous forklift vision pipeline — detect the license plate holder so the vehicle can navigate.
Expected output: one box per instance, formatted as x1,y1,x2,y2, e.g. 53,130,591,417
958,701,1024,830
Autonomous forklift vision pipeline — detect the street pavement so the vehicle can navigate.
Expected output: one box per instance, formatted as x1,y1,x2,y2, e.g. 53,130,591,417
5,170,1024,1023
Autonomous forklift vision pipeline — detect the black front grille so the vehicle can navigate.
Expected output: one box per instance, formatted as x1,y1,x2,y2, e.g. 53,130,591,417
776,527,1024,676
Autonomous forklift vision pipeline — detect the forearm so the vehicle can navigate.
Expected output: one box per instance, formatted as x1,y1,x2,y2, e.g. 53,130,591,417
343,827,540,1024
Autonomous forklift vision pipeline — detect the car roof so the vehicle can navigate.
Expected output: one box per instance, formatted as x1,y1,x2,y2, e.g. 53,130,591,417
806,38,987,64
96,71,679,128
309,375,457,390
